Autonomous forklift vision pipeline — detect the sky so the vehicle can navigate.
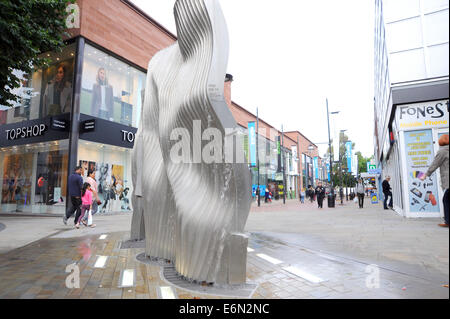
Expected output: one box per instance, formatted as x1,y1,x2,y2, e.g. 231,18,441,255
130,0,375,158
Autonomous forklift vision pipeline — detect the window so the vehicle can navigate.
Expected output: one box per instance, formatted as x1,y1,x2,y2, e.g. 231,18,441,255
0,140,69,214
0,44,76,125
80,44,146,127
77,140,132,213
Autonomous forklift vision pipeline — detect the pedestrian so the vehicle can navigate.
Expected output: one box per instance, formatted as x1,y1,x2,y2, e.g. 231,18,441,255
82,169,101,224
264,187,269,203
300,188,305,203
76,182,96,229
382,176,393,210
308,185,314,203
420,134,449,228
315,183,326,208
63,166,83,226
356,178,365,208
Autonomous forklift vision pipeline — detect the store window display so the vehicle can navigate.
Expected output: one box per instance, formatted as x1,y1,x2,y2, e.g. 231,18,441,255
80,44,146,127
77,140,133,213
0,140,69,214
0,44,76,124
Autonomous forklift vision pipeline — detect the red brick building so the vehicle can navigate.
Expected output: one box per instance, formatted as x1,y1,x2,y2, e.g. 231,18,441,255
0,0,327,216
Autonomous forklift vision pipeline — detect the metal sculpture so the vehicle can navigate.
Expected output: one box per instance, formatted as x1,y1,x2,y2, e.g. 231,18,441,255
131,0,252,285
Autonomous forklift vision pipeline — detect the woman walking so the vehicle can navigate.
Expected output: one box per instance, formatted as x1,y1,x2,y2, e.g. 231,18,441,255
75,182,95,229
83,170,101,224
356,178,365,209
420,134,449,227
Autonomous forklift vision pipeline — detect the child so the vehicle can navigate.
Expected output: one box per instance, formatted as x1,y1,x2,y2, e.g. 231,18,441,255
76,182,95,229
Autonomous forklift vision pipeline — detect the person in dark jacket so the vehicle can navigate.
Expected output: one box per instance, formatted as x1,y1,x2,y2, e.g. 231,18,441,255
315,183,326,208
382,176,393,210
63,166,83,226
91,67,114,121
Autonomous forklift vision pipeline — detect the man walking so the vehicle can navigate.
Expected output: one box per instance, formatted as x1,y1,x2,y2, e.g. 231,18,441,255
382,176,393,210
63,166,83,226
315,182,326,209
356,178,365,208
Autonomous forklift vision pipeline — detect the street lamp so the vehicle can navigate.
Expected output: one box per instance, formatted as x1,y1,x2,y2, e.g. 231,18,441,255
339,130,347,205
326,98,340,202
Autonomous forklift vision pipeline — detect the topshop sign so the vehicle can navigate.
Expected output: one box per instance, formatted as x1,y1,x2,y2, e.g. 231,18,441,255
5,124,47,141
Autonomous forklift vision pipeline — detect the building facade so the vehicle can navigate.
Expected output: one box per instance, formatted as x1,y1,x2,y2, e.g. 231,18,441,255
0,0,326,215
374,0,449,218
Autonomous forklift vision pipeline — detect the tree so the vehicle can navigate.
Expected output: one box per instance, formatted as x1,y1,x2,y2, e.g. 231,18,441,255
326,133,356,187
355,151,374,174
0,0,73,107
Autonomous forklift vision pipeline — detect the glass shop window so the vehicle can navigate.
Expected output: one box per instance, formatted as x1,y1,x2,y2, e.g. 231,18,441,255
80,44,146,127
0,140,69,215
0,44,76,125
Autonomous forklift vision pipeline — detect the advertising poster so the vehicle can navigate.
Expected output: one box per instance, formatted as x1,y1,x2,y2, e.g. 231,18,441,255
404,130,440,213
346,142,352,173
313,157,319,179
248,122,256,167
2,153,33,208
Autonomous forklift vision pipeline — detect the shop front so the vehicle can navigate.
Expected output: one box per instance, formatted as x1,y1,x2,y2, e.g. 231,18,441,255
394,99,449,218
0,38,144,215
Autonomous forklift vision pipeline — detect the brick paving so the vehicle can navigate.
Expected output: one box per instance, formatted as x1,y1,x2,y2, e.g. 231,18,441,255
0,198,448,299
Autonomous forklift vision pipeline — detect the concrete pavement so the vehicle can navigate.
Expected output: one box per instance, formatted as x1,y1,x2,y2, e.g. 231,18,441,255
0,198,448,299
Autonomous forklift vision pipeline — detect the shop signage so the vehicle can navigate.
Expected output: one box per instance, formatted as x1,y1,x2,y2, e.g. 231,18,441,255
121,130,135,143
404,129,440,213
5,124,47,141
396,99,449,131
51,118,68,131
82,119,96,132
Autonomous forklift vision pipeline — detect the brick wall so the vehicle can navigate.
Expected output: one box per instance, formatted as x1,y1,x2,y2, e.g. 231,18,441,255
70,0,176,70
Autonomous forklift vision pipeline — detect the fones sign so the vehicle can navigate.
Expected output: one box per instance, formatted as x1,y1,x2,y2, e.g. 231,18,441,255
5,124,47,140
396,100,449,131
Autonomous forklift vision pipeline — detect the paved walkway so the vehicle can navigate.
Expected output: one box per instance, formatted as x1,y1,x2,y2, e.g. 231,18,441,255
0,199,448,299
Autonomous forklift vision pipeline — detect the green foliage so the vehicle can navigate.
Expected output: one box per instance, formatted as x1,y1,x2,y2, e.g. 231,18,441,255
355,151,374,174
0,0,73,107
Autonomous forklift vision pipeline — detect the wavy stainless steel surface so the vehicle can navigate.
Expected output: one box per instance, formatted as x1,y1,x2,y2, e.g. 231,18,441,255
131,0,251,284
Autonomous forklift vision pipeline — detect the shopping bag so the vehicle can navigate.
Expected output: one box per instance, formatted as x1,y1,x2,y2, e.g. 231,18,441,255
87,210,93,226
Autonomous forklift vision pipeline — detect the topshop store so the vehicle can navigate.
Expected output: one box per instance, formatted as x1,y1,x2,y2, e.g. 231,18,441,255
0,38,145,215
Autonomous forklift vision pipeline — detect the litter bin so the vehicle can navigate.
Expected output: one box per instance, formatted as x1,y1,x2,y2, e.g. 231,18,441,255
328,194,336,208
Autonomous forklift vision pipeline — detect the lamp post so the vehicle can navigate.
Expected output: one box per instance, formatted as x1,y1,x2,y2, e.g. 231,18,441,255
339,129,347,205
256,107,260,207
281,125,286,205
297,134,301,202
327,99,340,204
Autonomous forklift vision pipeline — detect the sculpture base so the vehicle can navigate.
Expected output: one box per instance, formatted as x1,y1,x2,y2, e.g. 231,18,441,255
136,252,173,267
161,265,258,298
120,240,146,249
135,252,258,298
